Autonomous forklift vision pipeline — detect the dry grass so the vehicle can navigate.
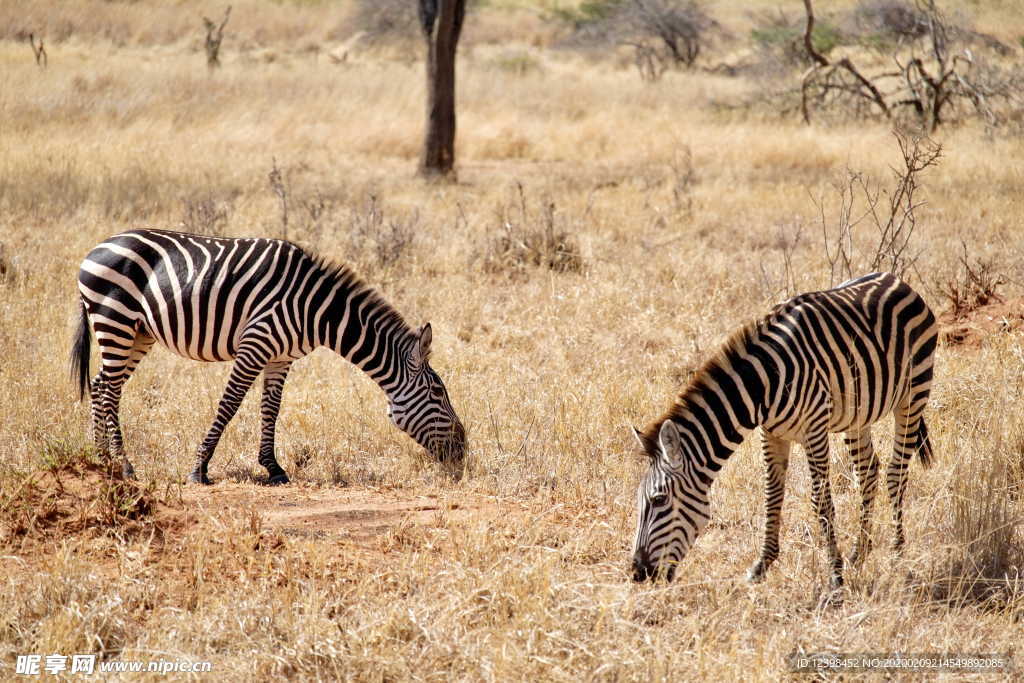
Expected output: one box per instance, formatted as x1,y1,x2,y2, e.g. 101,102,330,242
1,0,1023,678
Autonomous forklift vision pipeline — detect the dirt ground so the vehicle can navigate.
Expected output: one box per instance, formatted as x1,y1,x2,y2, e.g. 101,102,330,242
0,456,534,573
179,481,516,550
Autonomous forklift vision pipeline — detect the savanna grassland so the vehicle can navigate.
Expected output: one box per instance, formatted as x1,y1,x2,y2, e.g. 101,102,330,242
1,0,1023,679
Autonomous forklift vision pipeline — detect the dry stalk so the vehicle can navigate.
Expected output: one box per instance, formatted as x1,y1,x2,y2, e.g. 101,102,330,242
268,158,289,240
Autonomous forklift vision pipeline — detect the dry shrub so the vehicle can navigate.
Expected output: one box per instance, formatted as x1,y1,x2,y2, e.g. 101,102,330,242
180,192,234,236
941,246,1004,320
936,246,1020,347
815,129,939,287
553,0,721,80
484,182,584,276
621,0,720,80
852,0,929,44
0,441,163,547
345,194,418,275
263,159,353,247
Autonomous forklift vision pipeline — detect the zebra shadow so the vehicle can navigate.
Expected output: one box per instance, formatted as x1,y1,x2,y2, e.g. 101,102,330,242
839,547,1022,616
921,553,1023,614
218,466,270,485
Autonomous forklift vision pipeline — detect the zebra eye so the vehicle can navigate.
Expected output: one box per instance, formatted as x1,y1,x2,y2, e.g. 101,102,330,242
650,493,668,505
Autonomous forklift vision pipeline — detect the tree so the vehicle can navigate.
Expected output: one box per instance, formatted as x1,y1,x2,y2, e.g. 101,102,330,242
799,0,1013,131
418,0,466,178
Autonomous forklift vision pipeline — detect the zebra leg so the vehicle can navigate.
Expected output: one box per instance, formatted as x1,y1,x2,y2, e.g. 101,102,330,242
99,333,155,478
887,399,918,553
189,349,268,485
747,432,790,583
258,361,292,486
846,428,879,565
804,427,844,590
89,374,109,457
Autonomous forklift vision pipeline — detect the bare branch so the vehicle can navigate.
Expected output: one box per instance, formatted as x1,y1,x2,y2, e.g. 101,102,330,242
818,130,940,285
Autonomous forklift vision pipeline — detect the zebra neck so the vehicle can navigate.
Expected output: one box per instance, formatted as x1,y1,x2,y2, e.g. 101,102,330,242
322,285,414,397
669,395,754,483
666,347,769,480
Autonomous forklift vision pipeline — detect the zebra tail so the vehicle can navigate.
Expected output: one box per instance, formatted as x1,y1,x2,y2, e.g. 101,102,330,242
916,418,933,469
70,301,91,402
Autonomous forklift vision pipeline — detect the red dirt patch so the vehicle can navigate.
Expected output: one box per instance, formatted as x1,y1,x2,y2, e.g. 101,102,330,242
0,457,184,551
938,296,1024,348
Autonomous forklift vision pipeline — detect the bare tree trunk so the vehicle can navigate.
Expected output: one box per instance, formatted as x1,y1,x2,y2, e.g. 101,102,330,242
801,0,829,67
203,6,232,71
29,33,47,68
419,0,466,178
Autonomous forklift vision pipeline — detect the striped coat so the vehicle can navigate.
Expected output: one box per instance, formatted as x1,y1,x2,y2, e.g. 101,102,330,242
632,273,937,590
72,229,465,484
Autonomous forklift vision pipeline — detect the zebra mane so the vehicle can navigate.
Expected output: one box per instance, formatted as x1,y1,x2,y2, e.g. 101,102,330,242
637,315,767,458
304,249,414,337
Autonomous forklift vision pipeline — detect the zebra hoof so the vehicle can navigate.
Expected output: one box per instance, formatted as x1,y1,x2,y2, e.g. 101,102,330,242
121,464,136,480
187,471,212,485
746,559,772,584
267,473,290,486
818,586,845,610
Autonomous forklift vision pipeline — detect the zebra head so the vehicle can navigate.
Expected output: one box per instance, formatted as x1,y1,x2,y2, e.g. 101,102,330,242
630,419,710,583
387,323,466,464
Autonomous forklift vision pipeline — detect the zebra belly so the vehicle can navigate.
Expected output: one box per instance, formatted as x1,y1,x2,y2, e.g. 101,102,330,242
133,313,237,362
824,373,904,433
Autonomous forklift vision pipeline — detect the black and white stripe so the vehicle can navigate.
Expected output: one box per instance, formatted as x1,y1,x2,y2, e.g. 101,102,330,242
71,229,465,485
631,272,937,589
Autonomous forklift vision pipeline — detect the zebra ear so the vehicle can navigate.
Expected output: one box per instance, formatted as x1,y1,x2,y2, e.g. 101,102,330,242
658,420,684,468
632,426,657,459
412,323,433,367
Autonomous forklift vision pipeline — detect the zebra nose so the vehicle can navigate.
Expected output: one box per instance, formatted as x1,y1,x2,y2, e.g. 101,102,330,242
437,422,466,462
451,422,466,454
632,551,654,583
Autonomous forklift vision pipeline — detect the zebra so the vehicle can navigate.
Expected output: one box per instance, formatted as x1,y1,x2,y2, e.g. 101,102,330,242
631,272,937,590
70,229,466,485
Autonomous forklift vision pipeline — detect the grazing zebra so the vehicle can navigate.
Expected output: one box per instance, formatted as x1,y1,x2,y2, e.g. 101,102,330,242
71,229,466,485
631,272,937,590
